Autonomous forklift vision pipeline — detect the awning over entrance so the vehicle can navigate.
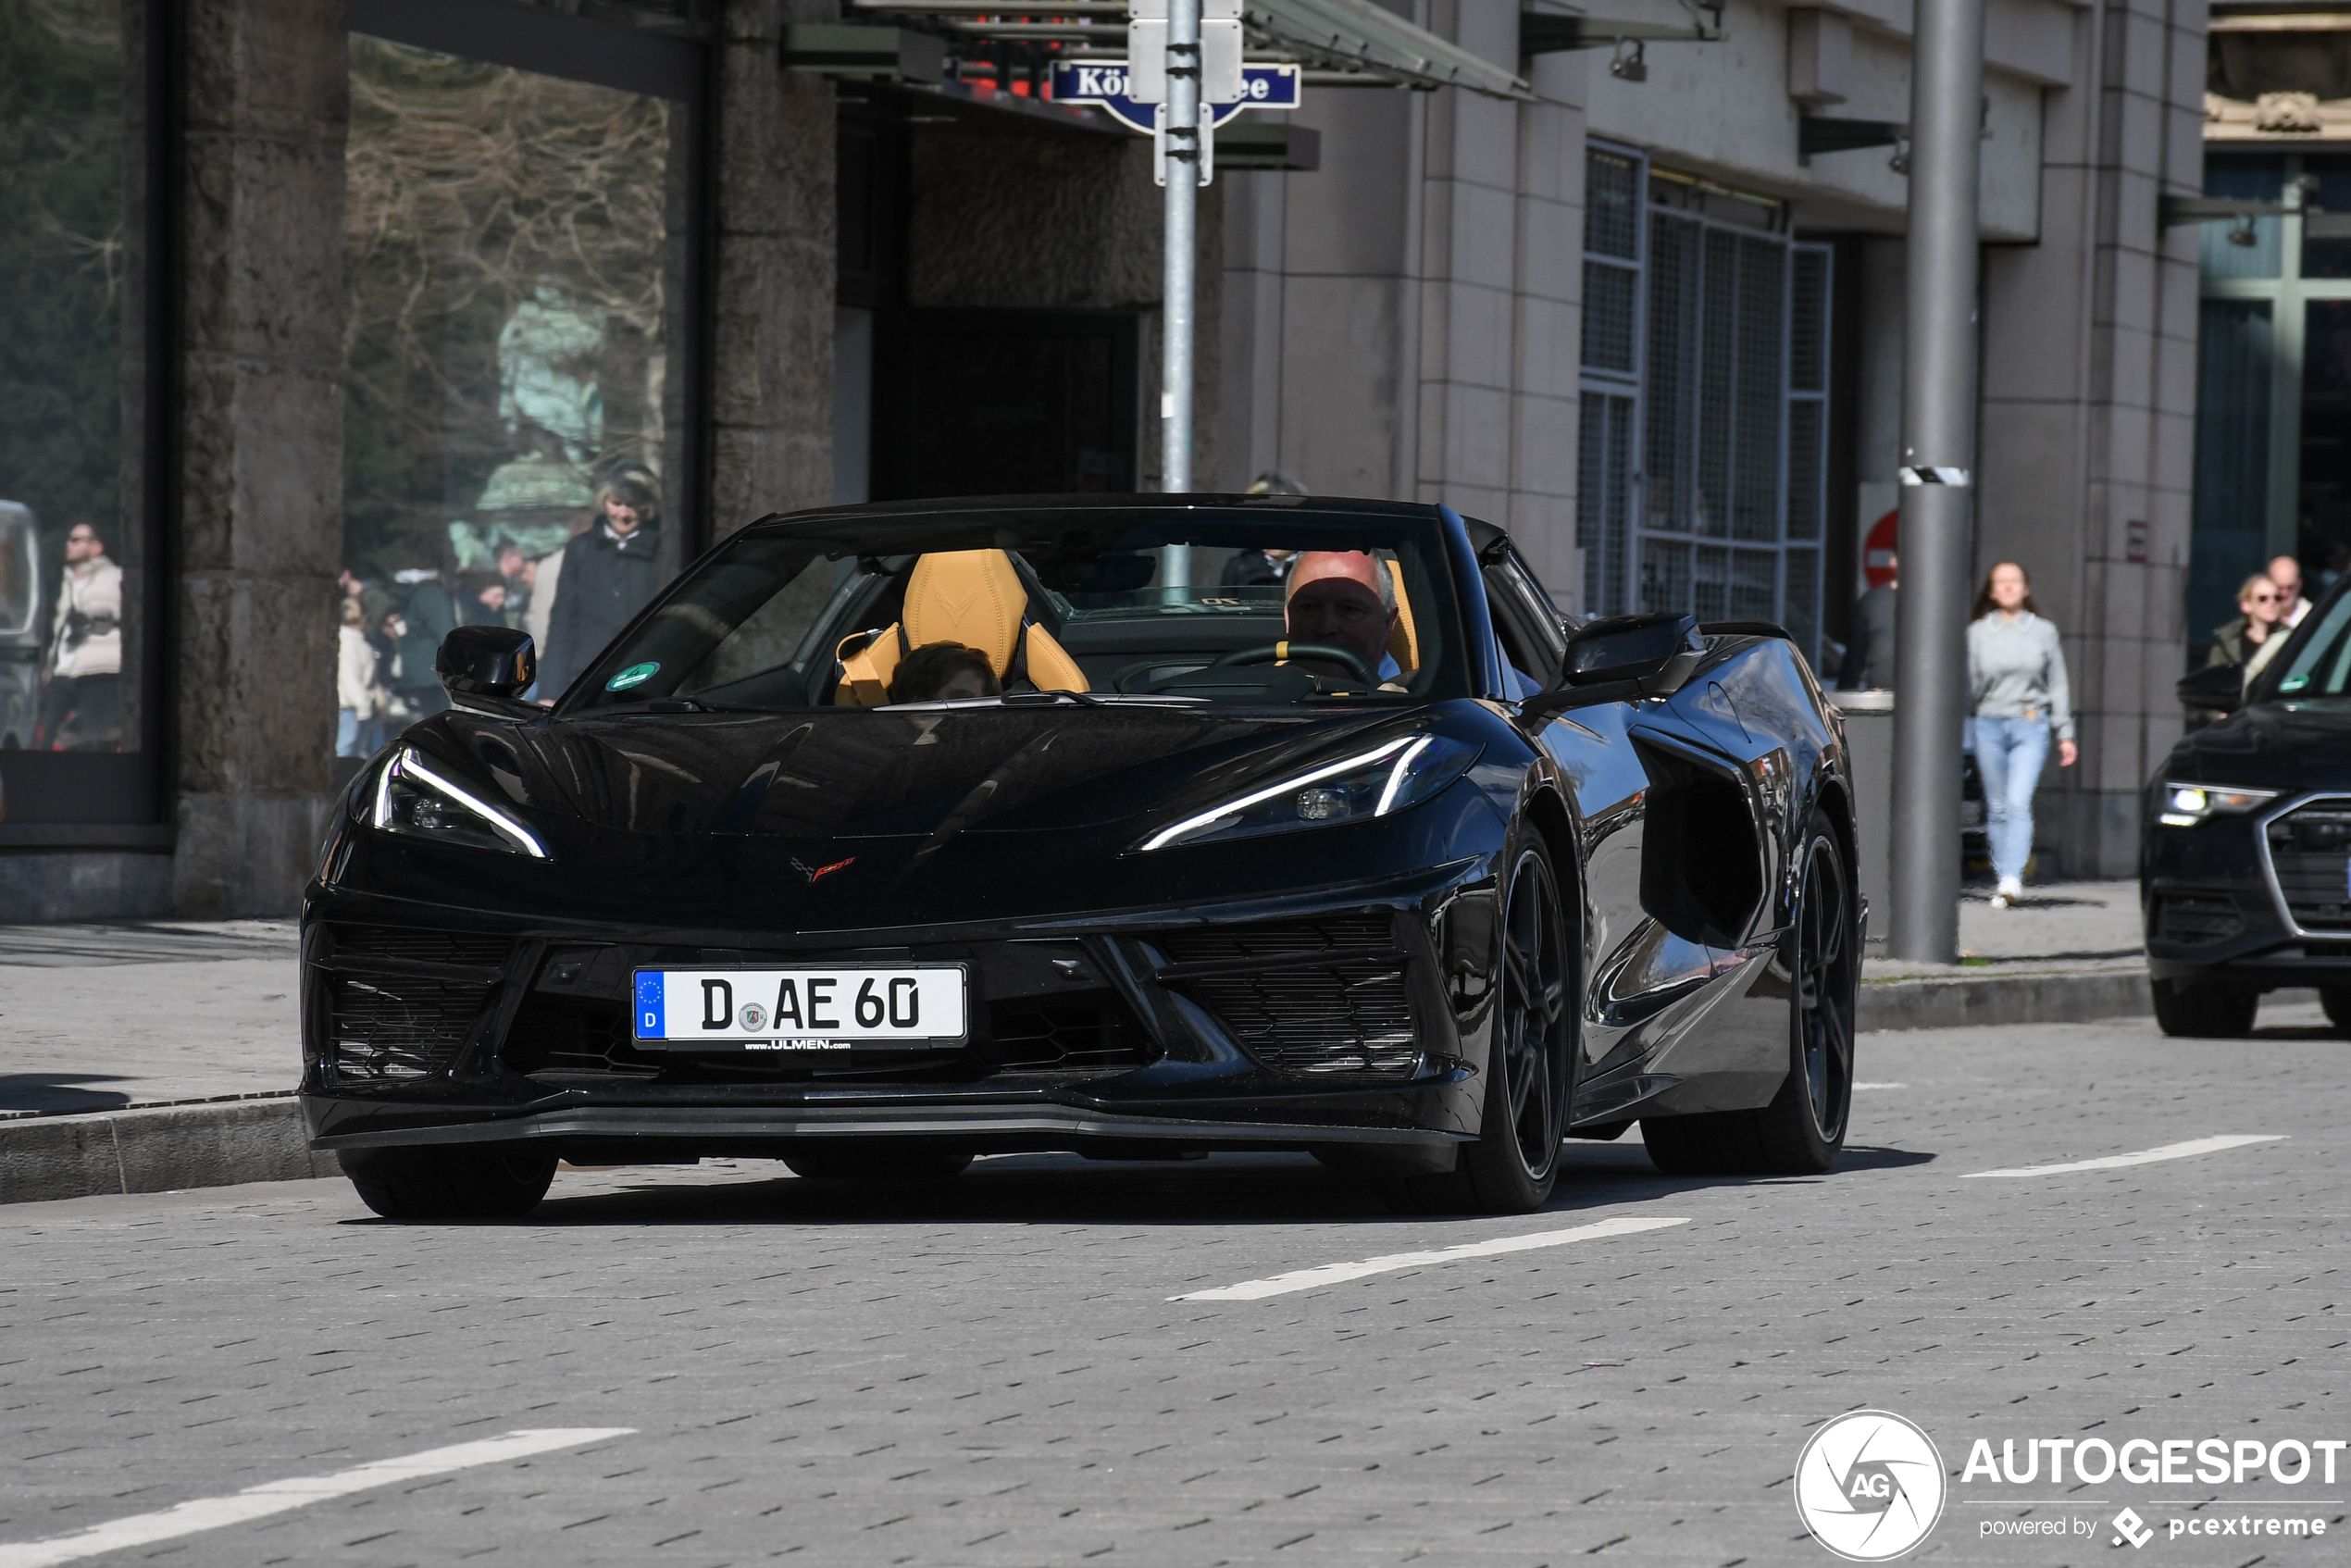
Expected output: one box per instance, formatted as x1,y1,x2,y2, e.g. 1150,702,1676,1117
1244,0,1530,98
830,0,1530,100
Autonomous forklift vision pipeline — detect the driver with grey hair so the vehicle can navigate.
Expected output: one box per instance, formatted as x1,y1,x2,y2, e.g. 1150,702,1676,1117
1285,551,1400,682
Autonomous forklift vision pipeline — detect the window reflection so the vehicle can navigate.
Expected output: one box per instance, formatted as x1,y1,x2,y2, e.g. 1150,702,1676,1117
339,35,690,747
0,0,134,753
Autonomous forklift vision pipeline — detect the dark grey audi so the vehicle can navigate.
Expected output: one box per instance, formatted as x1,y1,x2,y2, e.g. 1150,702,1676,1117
2148,579,2351,1034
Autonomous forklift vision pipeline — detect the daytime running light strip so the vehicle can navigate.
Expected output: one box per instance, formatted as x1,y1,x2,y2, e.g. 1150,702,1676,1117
384,747,552,859
1140,736,1416,852
1374,736,1435,816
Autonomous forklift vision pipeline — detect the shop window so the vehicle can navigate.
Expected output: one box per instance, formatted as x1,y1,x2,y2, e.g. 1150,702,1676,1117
338,3,703,756
0,0,163,830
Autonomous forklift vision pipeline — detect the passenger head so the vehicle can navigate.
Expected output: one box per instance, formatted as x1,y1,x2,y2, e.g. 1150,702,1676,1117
65,524,104,564
888,641,1001,703
1286,551,1398,676
596,469,660,538
2240,572,2282,630
2269,554,2305,619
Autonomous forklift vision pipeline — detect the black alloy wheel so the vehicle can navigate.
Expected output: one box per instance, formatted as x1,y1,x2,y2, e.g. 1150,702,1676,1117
1644,811,1856,1176
340,1146,558,1222
1457,837,1577,1213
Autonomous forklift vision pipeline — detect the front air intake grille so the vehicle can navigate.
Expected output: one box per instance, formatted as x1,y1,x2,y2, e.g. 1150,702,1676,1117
2154,891,2244,946
326,924,511,969
330,974,497,1079
2266,807,2351,930
504,996,662,1079
1158,916,1419,1079
984,996,1150,1074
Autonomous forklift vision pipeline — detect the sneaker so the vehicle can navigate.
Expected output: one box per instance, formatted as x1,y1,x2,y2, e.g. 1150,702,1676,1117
1995,877,2023,907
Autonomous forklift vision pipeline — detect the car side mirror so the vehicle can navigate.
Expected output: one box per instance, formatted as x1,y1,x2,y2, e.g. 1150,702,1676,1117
1562,612,1706,691
437,625,537,710
2177,661,2244,715
1516,612,1708,722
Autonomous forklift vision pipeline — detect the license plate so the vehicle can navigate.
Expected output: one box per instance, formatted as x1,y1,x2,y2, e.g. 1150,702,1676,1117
631,966,967,1050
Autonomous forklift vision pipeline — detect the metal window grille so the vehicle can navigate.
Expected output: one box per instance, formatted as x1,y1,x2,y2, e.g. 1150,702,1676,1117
1578,390,1636,616
1581,260,1638,373
1606,182,1829,664
1585,148,1641,260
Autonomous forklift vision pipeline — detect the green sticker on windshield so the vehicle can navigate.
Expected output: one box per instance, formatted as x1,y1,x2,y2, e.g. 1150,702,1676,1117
605,661,659,692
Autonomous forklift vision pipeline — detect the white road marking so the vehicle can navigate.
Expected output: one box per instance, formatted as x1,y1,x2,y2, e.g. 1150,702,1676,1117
1171,1213,1690,1301
1853,1082,1906,1089
0,1427,634,1568
1961,1134,2286,1180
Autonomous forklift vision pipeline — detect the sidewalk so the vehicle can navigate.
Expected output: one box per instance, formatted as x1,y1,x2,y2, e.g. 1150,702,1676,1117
1856,879,2165,1031
1,885,2167,1202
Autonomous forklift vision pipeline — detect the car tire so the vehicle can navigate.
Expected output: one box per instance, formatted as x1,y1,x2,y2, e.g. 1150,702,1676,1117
2150,977,2259,1038
340,1147,557,1221
782,1145,974,1181
1450,833,1578,1215
1643,810,1857,1177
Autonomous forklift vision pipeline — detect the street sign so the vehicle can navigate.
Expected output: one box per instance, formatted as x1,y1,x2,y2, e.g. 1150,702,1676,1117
1863,508,1897,588
1051,60,1300,135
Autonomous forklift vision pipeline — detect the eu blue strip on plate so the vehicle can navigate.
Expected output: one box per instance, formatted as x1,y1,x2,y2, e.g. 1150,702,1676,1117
635,971,664,1039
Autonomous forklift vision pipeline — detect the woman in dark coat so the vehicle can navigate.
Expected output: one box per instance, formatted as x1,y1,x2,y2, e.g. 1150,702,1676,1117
538,469,665,696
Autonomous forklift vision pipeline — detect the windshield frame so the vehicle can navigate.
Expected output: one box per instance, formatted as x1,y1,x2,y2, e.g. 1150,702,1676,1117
552,498,1497,716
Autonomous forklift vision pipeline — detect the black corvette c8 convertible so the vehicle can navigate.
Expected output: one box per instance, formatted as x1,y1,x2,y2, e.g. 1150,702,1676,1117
303,496,1863,1218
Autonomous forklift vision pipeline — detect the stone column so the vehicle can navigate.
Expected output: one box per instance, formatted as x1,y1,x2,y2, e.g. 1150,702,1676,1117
172,0,348,917
1977,0,2203,878
711,0,837,537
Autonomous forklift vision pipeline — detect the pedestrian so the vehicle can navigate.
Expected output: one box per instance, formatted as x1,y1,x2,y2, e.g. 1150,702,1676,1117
2206,572,2283,670
2268,554,2311,629
336,597,388,757
1967,561,2077,909
37,522,122,751
1220,546,1295,589
493,541,534,628
1837,553,1897,690
392,560,462,721
538,467,665,697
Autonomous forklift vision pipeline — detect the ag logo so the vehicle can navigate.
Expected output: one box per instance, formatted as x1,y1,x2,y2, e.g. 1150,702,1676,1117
1793,1410,1947,1562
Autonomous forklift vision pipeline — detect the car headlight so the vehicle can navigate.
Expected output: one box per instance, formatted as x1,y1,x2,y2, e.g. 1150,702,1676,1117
363,745,550,858
2156,782,2276,828
1138,733,1481,852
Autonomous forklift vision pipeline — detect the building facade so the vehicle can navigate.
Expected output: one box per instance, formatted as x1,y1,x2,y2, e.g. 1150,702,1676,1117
0,0,2206,918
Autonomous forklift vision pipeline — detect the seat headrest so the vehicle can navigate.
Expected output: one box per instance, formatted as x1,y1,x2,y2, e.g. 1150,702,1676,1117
903,549,1030,677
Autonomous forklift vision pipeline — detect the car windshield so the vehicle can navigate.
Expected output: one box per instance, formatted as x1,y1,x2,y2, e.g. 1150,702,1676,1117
562,505,1470,712
2265,590,2351,701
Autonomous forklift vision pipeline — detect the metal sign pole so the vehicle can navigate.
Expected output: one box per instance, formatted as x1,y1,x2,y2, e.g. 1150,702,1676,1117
1157,0,1201,597
1886,0,1984,964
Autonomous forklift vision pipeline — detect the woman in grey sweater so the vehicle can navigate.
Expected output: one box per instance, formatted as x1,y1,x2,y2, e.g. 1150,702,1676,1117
1967,562,2078,907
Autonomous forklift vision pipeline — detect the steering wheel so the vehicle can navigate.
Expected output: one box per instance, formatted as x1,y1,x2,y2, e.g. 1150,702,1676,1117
1209,641,1376,684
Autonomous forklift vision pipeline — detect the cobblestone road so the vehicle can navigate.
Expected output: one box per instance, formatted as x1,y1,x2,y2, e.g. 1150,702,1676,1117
1,1007,2343,1567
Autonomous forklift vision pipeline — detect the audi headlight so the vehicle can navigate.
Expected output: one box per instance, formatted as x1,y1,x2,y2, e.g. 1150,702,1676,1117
2156,782,2275,828
364,745,550,858
1138,734,1481,852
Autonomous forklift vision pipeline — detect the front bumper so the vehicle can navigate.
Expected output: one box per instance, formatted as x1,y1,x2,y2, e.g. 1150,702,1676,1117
2146,793,2351,987
298,857,1498,1156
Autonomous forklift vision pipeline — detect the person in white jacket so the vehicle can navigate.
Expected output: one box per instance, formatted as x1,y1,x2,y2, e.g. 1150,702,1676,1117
337,597,389,757
39,523,122,749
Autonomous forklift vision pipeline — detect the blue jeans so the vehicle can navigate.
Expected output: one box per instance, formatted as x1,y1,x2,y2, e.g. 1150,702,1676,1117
337,708,384,759
1973,715,2050,883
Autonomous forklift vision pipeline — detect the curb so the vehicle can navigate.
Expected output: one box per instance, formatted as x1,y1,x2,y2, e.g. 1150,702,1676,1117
1860,967,2150,1032
0,1097,337,1206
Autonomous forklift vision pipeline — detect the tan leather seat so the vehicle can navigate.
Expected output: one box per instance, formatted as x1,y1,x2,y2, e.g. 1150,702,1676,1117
1386,564,1421,675
838,548,1090,705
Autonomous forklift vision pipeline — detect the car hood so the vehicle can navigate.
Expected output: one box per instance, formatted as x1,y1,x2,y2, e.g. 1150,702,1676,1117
2166,701,2351,794
412,703,1416,843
